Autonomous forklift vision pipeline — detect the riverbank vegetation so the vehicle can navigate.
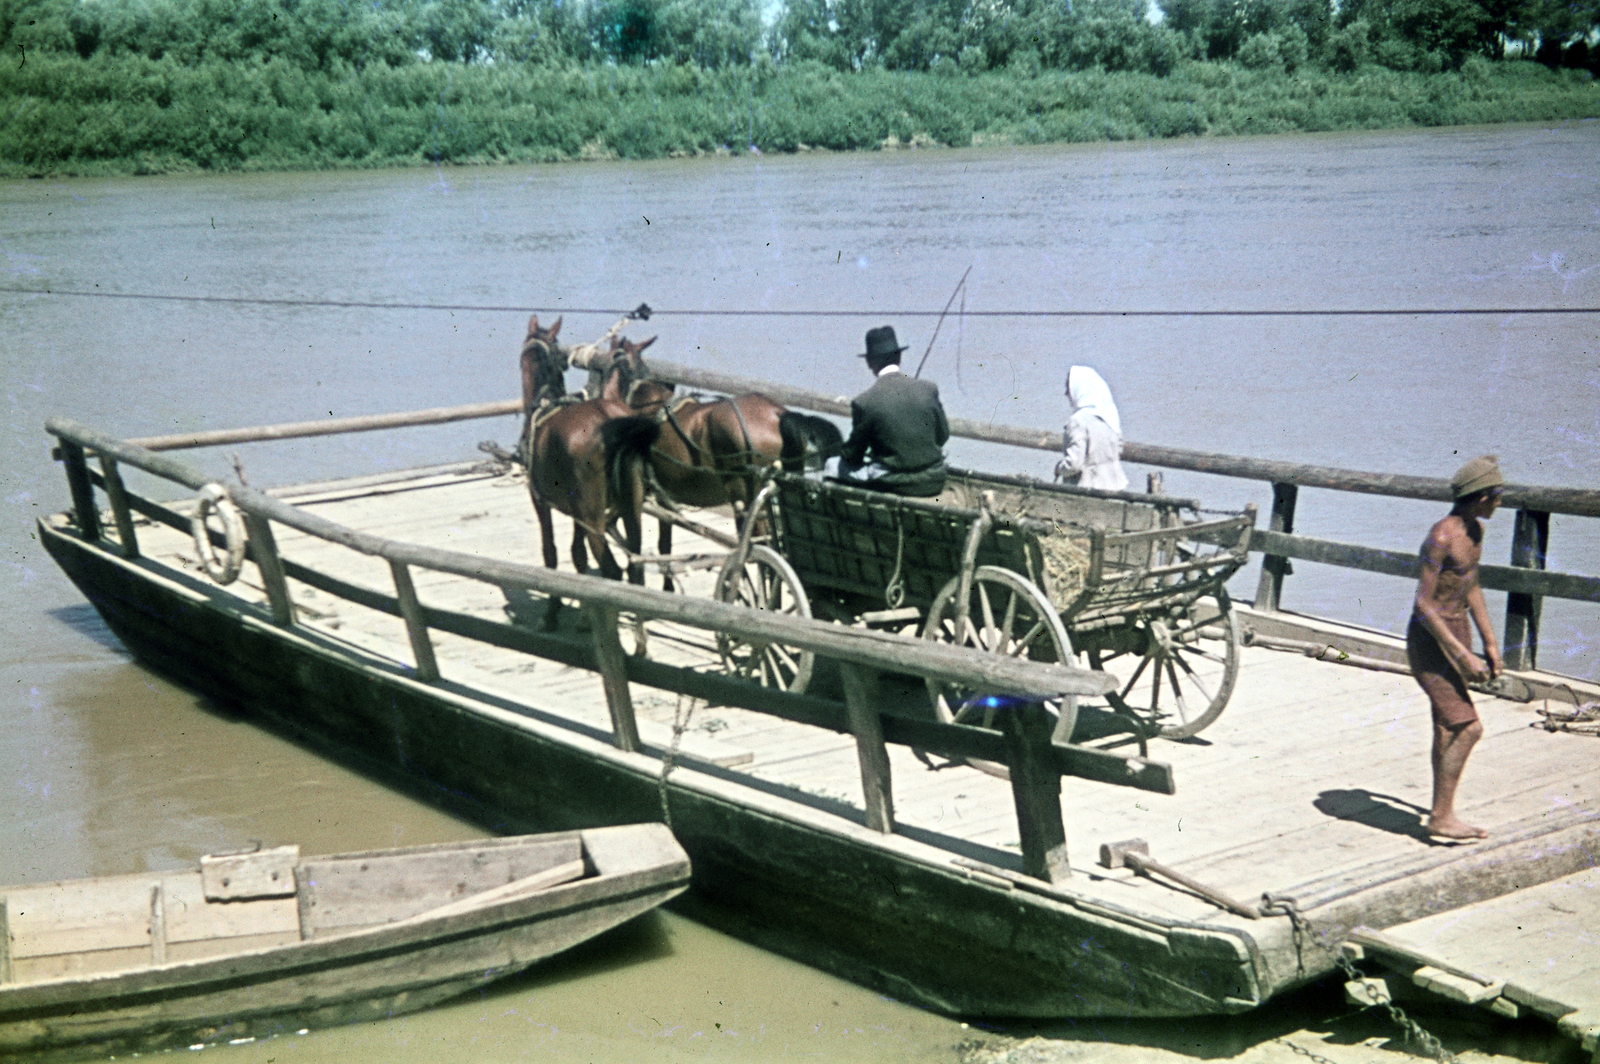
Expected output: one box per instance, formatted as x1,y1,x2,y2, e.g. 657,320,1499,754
2,0,1596,174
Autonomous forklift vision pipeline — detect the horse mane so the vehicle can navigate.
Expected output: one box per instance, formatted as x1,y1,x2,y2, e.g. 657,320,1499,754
779,411,845,473
602,338,672,412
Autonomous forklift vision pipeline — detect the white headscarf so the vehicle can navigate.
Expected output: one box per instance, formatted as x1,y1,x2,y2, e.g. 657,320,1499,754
1066,366,1121,436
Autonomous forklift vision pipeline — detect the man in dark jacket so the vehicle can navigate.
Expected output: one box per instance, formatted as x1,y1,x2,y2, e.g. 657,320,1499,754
837,326,950,497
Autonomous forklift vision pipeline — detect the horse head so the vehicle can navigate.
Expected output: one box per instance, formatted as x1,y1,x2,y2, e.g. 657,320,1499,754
520,314,566,412
602,335,674,414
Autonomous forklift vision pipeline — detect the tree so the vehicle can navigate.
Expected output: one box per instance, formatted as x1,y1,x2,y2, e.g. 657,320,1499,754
1159,0,1328,58
1338,0,1507,68
416,0,496,60
1516,0,1600,56
654,0,761,66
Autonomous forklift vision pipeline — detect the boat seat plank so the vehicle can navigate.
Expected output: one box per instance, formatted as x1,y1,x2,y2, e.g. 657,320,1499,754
298,838,581,937
421,859,587,921
5,878,160,961
161,873,301,945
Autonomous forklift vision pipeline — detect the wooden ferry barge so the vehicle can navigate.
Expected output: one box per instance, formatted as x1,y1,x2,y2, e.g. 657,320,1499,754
32,358,1600,1038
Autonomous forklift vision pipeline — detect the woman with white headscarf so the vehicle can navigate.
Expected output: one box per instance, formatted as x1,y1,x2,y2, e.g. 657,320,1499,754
1055,366,1128,492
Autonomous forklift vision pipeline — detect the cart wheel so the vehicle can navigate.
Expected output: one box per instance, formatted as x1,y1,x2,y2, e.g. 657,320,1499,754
923,566,1076,777
715,544,814,694
1086,590,1240,740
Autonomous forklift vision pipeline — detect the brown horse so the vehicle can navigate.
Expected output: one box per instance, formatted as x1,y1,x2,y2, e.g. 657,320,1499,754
516,314,565,461
633,390,843,583
525,336,674,629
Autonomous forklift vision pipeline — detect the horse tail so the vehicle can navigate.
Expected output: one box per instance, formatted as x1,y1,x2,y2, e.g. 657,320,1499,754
779,411,845,473
602,415,662,505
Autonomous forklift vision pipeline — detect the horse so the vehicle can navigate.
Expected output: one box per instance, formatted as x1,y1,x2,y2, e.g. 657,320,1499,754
525,336,675,631
621,386,843,586
516,314,565,461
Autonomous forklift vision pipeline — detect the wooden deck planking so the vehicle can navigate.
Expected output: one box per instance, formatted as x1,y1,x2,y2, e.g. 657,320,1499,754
131,469,1597,930
1376,866,1600,1050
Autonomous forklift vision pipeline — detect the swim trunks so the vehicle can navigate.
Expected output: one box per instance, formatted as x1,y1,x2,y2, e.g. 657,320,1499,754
1406,613,1478,727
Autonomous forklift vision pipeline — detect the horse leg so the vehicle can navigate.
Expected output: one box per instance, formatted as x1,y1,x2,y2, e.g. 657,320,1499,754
658,514,675,593
589,522,622,581
622,495,649,657
531,492,563,631
571,522,590,575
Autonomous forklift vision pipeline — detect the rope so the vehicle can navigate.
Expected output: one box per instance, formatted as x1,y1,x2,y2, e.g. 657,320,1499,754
8,286,1598,318
884,519,906,610
1535,687,1600,735
657,692,701,828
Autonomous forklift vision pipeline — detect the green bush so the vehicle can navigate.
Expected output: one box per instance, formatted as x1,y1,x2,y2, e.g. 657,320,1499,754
4,49,1599,176
1237,31,1284,68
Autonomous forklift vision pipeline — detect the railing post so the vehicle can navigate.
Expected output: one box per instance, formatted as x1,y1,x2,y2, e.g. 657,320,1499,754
59,440,101,542
1002,701,1070,884
98,456,139,559
245,514,295,627
583,603,641,753
1253,481,1298,612
389,560,439,682
839,663,894,833
1504,509,1549,671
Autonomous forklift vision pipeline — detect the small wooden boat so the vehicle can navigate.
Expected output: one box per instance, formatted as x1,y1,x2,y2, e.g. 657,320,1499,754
0,824,690,1058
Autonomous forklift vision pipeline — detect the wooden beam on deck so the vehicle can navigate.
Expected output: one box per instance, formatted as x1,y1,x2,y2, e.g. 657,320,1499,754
584,603,641,753
840,663,894,833
1504,509,1549,671
1002,702,1071,884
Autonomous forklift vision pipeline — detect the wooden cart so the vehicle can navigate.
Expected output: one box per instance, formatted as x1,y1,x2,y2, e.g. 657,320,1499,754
715,468,1256,743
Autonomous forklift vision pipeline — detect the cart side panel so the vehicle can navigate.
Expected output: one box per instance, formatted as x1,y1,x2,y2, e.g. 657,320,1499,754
772,479,1035,611
942,470,1191,572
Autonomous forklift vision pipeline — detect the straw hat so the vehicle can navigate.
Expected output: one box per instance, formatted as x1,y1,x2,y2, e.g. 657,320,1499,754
1451,455,1503,499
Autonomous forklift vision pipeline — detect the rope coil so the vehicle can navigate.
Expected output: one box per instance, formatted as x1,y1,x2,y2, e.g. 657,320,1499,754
190,482,246,585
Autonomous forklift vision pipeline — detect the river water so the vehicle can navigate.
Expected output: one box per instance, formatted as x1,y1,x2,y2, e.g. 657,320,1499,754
3,122,1598,1063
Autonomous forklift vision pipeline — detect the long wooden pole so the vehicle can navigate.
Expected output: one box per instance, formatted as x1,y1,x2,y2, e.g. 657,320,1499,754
110,362,1600,519
126,400,522,452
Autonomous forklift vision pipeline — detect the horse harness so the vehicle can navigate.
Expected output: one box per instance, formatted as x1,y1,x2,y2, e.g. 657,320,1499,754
658,395,760,473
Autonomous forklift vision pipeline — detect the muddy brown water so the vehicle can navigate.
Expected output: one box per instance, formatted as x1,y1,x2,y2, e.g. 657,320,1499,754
3,122,1597,1063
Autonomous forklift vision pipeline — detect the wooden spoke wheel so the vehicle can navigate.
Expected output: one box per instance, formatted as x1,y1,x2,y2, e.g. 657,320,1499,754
922,566,1076,778
1084,590,1240,740
714,544,814,694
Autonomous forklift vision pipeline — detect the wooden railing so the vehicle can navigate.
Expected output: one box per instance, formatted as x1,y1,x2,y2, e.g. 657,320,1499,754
631,360,1598,673
47,417,1175,886
104,363,1600,672
109,361,1600,672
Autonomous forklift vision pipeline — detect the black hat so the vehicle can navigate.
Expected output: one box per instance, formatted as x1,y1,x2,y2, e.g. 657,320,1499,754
861,325,907,360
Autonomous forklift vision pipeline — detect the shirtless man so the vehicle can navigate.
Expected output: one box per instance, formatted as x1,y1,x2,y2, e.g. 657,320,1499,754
1407,455,1505,840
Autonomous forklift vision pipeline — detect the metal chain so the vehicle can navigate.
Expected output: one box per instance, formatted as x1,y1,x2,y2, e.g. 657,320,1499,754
657,692,701,829
1273,1037,1343,1064
1260,894,1458,1064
